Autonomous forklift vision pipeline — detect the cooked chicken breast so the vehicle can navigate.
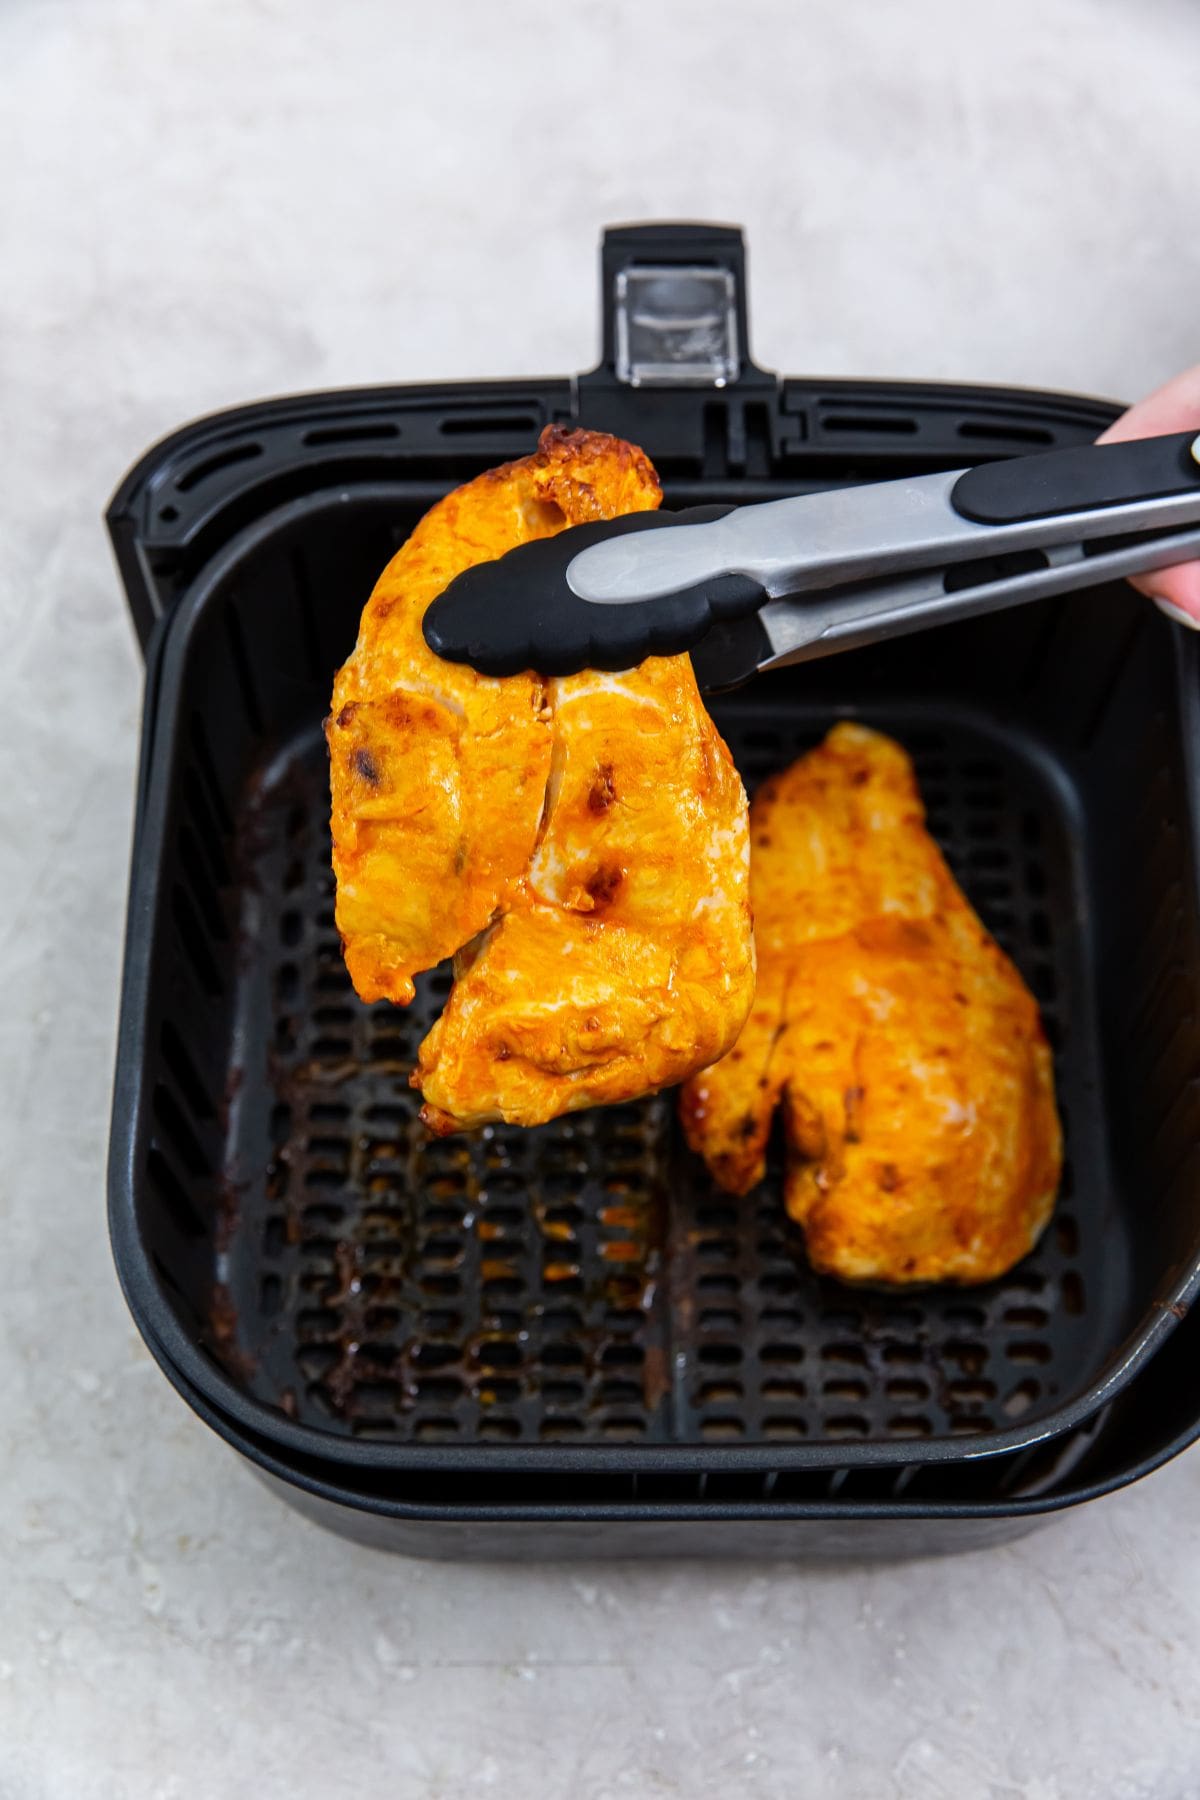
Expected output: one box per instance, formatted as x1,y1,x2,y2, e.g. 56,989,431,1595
680,723,1061,1285
328,426,755,1132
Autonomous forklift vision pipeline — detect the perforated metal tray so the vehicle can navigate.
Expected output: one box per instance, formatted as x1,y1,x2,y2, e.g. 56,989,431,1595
209,701,1108,1456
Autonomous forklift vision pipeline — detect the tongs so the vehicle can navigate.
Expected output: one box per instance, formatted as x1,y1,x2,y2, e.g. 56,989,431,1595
423,429,1200,691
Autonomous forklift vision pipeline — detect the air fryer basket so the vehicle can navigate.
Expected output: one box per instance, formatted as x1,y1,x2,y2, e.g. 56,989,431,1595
109,227,1200,1537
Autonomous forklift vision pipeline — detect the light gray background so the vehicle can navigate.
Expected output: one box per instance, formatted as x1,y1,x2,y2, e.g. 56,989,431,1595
3,1,1199,1795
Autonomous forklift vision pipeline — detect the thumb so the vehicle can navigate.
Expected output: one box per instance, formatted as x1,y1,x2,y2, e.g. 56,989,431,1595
1097,364,1200,625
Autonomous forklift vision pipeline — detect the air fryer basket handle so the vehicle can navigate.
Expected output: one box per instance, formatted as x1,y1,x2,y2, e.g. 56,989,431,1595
588,221,775,389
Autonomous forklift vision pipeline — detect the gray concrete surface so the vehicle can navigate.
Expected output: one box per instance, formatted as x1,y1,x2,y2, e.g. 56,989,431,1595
2,1,1199,1794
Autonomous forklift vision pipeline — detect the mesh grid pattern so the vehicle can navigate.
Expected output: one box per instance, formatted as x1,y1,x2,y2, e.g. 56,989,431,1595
211,706,1104,1445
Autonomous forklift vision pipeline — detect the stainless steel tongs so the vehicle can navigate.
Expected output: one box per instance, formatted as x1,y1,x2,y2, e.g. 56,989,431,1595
422,429,1200,691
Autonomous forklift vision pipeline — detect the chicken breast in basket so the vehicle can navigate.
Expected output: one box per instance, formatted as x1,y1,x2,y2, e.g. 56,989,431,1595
680,724,1061,1285
327,426,755,1132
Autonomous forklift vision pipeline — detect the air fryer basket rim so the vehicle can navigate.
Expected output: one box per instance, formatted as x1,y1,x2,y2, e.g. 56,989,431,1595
108,471,1200,1480
124,1275,1200,1528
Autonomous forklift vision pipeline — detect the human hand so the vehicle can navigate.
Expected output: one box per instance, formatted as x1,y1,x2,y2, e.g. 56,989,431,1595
1097,364,1200,626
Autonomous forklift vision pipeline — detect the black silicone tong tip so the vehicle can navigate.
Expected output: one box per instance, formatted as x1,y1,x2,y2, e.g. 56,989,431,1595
422,506,766,679
688,613,775,693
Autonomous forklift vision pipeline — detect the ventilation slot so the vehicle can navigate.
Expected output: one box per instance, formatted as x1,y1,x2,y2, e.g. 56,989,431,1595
188,714,235,835
160,1022,215,1122
176,440,264,492
147,1147,207,1243
438,413,539,437
702,402,727,477
302,422,400,447
170,884,223,997
223,603,263,734
957,419,1054,447
181,768,231,887
177,826,228,943
153,1083,213,1179
745,401,772,476
289,548,328,685
822,413,919,436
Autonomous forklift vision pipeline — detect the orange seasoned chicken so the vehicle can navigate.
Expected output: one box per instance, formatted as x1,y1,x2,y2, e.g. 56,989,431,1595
328,426,755,1132
681,724,1060,1285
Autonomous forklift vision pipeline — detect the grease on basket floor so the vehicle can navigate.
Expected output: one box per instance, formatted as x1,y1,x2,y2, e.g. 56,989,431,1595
206,708,1106,1446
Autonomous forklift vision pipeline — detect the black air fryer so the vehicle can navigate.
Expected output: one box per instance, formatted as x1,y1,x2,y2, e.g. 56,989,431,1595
107,224,1200,1558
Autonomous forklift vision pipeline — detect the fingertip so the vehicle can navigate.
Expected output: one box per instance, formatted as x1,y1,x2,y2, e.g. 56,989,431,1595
1132,564,1200,623
1095,374,1200,625
1153,596,1200,631
1153,596,1200,632
1096,363,1200,445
